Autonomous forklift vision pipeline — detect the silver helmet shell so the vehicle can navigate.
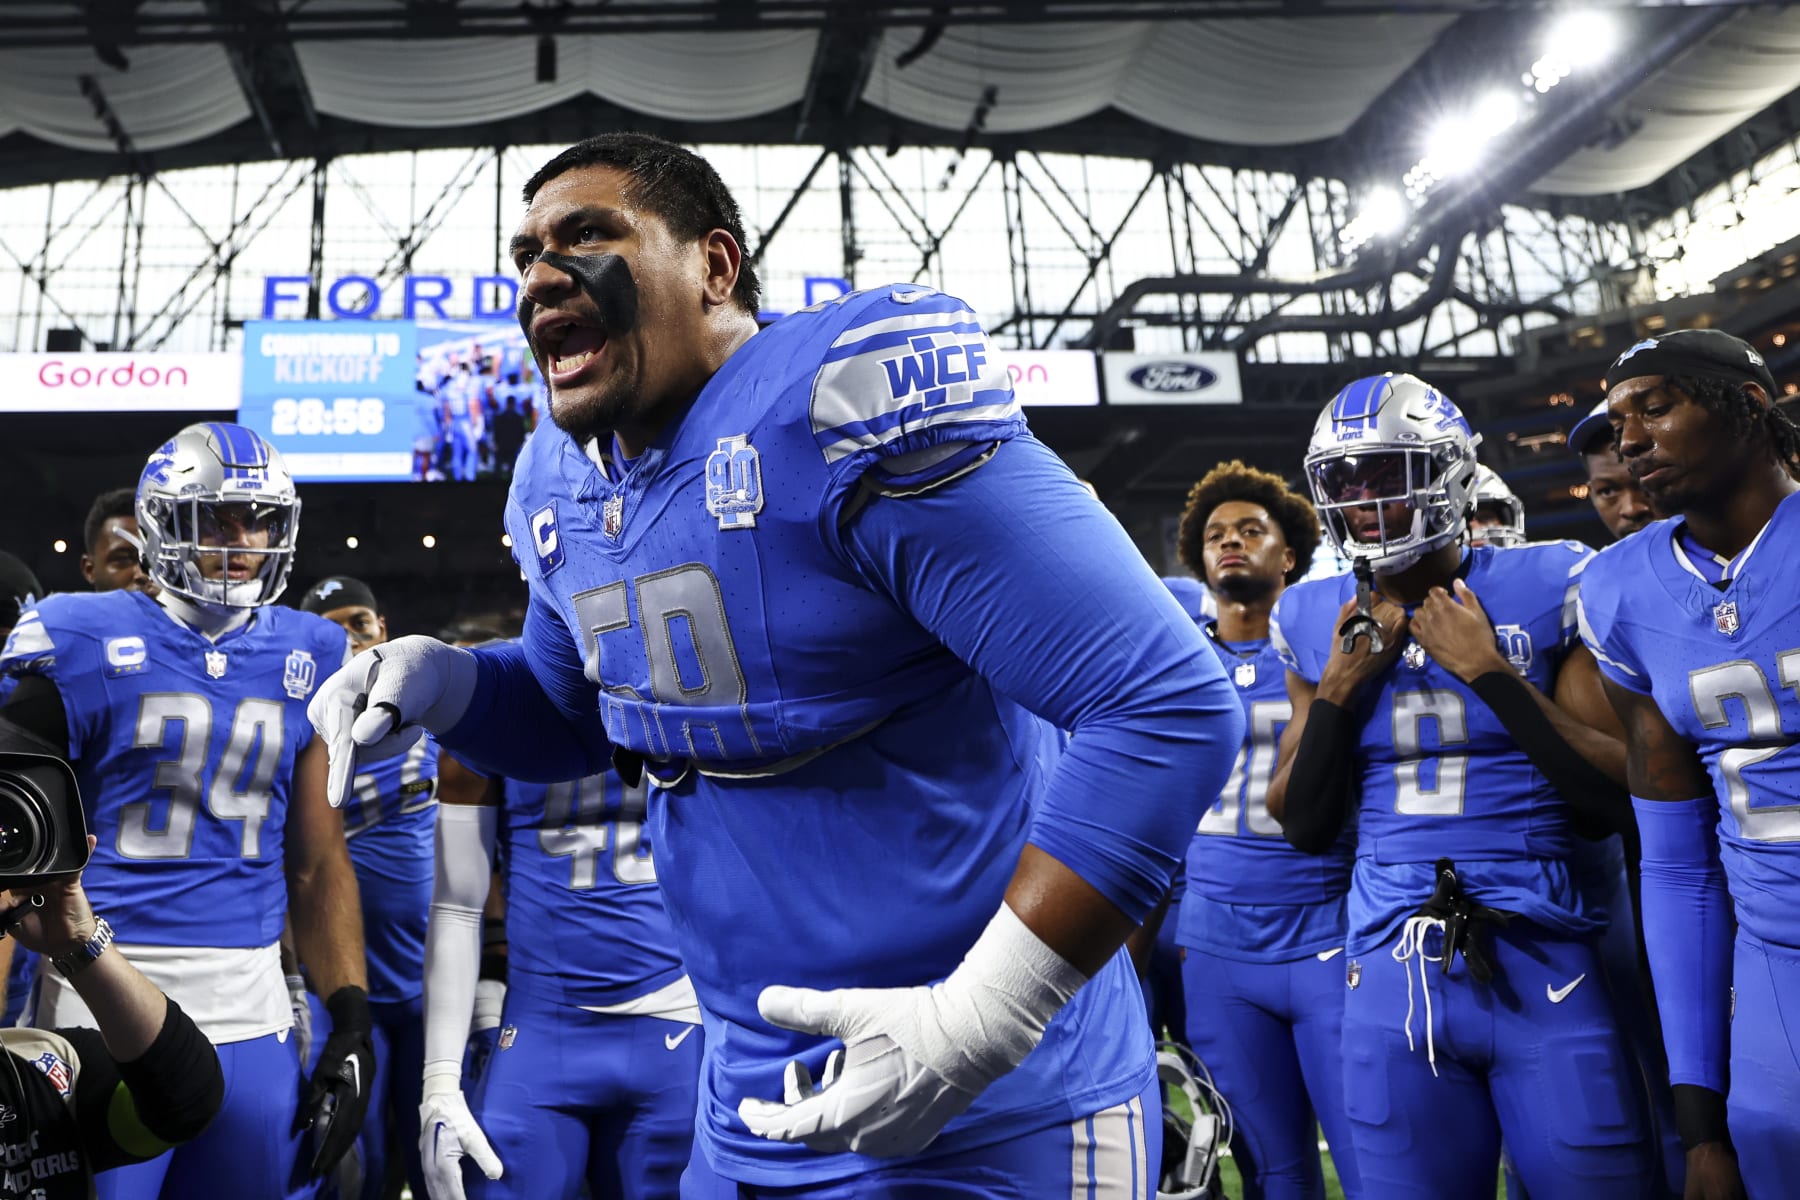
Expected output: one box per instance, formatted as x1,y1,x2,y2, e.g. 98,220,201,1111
136,422,301,610
1470,464,1528,548
1304,373,1481,575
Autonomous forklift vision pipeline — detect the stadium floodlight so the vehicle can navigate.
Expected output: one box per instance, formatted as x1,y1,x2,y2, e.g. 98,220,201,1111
1361,188,1406,237
1532,10,1617,92
1473,90,1520,138
1338,186,1408,252
1546,10,1618,70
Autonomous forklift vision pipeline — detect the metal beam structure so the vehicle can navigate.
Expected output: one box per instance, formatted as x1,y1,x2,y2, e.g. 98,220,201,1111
203,0,321,159
0,141,1632,366
3,1,1788,47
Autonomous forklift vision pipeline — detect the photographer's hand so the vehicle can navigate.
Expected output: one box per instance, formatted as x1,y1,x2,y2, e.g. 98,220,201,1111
2,835,99,958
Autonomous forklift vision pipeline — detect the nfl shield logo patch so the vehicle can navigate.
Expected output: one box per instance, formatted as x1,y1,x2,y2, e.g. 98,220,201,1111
1347,960,1362,990
205,650,228,679
1715,602,1740,636
1403,642,1427,671
498,1025,517,1050
32,1051,71,1097
602,494,624,540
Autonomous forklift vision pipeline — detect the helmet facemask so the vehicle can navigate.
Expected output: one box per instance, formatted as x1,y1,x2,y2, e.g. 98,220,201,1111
1308,440,1477,575
139,494,300,610
135,423,302,612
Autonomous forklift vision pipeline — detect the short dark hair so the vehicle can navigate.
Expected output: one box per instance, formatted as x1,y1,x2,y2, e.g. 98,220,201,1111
1178,460,1319,586
1667,374,1800,473
84,487,137,556
523,133,761,315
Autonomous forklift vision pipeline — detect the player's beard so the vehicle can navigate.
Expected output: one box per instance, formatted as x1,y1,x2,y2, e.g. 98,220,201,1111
544,356,639,448
1213,571,1279,605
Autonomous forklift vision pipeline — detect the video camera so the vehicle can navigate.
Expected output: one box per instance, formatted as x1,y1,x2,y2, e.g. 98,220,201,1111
0,752,89,891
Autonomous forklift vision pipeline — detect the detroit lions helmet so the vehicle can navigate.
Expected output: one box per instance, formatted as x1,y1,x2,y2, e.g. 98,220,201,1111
1304,373,1481,575
136,422,300,610
1157,1043,1229,1200
1469,465,1527,548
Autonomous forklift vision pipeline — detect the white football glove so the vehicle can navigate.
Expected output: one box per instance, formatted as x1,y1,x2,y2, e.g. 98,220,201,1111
309,636,479,809
419,1070,502,1200
737,904,1087,1158
470,980,505,1036
286,974,312,1068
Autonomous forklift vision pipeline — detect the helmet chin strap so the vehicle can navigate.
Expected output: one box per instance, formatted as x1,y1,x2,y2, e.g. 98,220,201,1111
156,587,254,641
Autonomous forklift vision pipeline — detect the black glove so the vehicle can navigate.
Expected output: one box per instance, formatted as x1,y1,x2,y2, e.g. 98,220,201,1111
296,985,376,1177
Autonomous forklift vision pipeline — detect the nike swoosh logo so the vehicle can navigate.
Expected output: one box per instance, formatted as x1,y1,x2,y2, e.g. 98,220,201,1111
1546,973,1587,1004
664,1026,696,1051
1316,947,1345,962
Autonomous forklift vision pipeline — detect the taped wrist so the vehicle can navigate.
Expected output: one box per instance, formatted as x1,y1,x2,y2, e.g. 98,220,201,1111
929,904,1087,1089
1281,698,1357,854
1469,671,1626,834
1672,1084,1732,1152
1633,796,1731,1095
114,998,223,1146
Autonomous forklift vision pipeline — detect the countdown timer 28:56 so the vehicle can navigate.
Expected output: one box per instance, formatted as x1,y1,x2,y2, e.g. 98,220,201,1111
270,397,386,436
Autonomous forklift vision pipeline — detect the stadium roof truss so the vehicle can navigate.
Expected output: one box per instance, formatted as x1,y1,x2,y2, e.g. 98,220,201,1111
2,1,1799,373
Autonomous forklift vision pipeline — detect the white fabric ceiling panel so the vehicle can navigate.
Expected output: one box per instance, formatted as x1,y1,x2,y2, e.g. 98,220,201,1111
298,29,818,127
1535,10,1800,196
0,43,250,153
1117,16,1455,145
863,23,1155,134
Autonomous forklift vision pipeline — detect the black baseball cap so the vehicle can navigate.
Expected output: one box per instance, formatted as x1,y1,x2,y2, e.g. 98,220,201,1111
1569,397,1614,457
300,575,379,615
1604,328,1778,401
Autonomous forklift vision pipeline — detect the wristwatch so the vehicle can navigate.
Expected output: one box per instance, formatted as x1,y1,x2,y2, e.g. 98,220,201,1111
51,916,114,978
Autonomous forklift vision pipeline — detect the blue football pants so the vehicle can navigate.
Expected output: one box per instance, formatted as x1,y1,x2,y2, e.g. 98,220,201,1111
466,985,702,1200
679,1077,1159,1199
1729,932,1800,1197
96,1030,314,1200
1342,922,1651,1199
1180,945,1360,1200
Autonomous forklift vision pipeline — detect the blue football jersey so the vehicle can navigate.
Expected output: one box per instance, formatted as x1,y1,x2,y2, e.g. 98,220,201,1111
501,769,685,1006
0,590,348,947
343,736,439,1005
505,285,1153,1184
1178,628,1351,961
1579,495,1800,949
1271,542,1602,955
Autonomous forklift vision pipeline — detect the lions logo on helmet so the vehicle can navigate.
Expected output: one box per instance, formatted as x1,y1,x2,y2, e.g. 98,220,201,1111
1304,373,1481,575
1468,464,1528,549
135,422,301,610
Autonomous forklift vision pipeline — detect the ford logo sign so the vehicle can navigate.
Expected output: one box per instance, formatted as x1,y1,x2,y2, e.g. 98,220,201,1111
1127,361,1217,393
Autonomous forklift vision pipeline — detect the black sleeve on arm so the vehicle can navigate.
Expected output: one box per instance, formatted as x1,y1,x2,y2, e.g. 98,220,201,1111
1467,670,1630,838
69,997,224,1171
0,673,70,758
1281,699,1358,855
